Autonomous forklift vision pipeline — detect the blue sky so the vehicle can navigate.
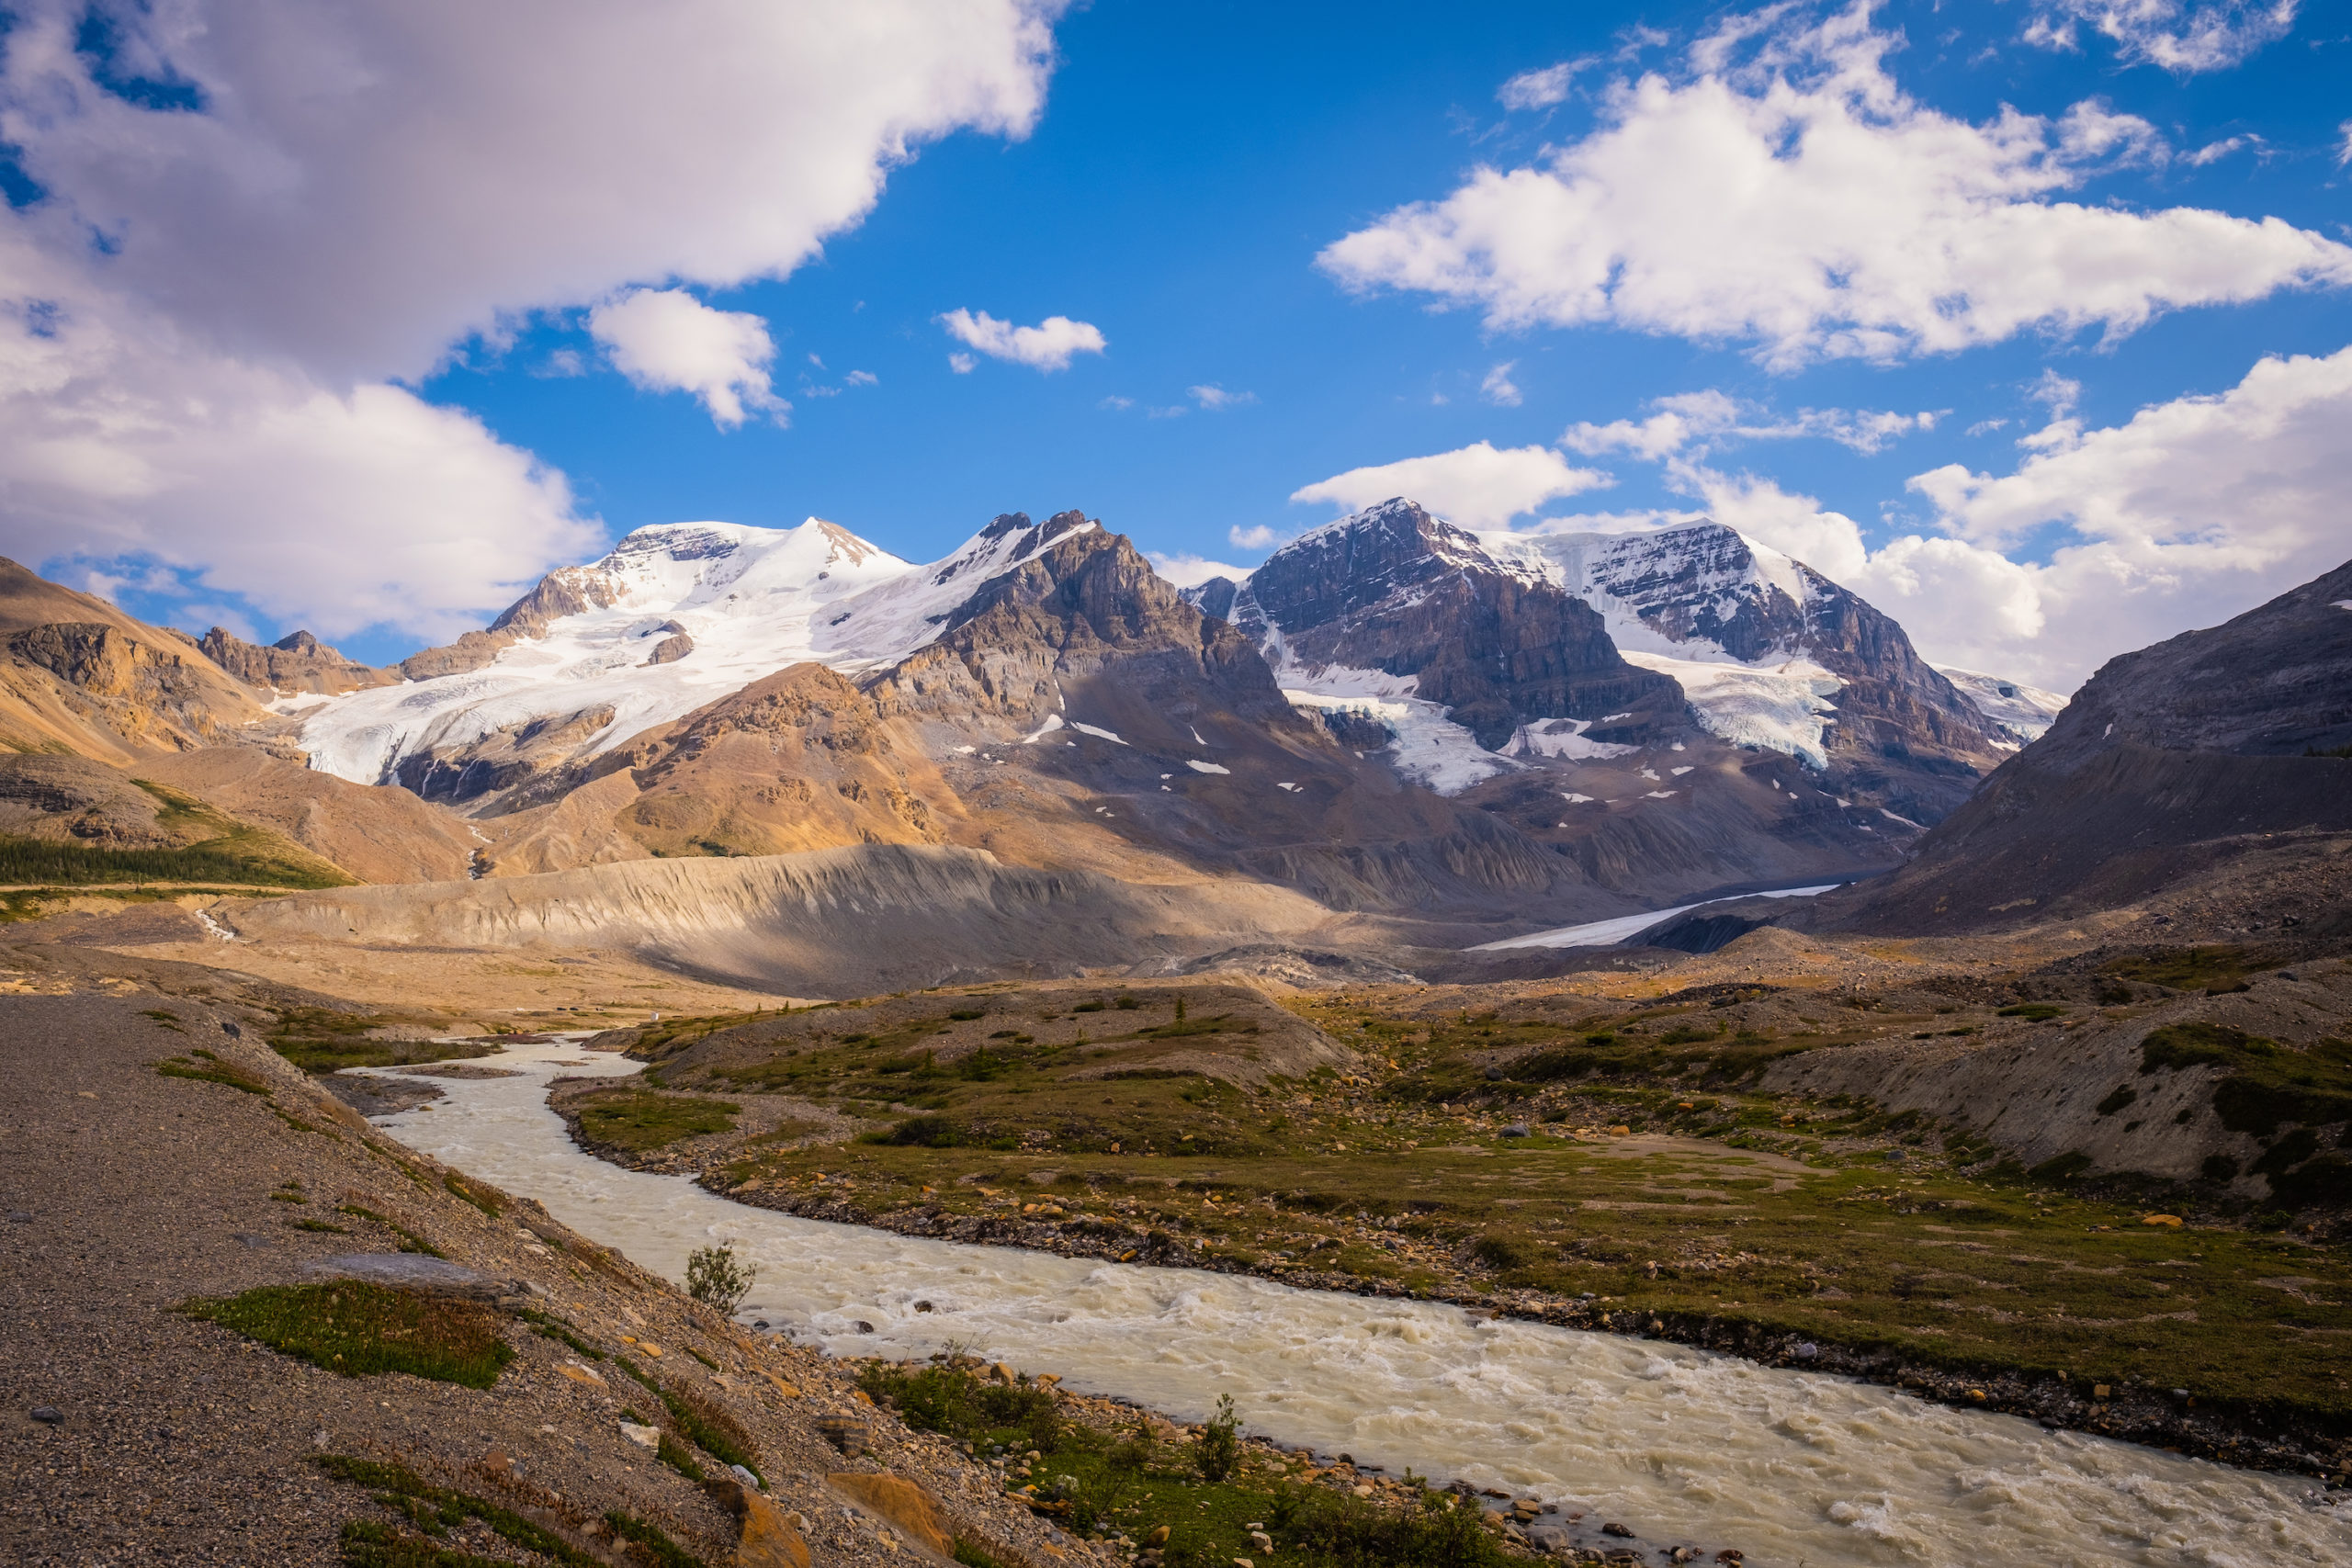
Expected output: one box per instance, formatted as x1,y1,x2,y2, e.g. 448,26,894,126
4,0,2348,685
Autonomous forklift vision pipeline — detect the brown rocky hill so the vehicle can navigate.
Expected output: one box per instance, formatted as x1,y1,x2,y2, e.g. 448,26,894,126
1827,558,2352,938
0,556,270,761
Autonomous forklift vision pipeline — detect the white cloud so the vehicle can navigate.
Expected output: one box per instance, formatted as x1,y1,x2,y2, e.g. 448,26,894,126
1147,551,1251,587
1564,389,1936,458
1228,524,1282,550
948,352,978,375
2024,1,2298,73
0,0,1063,637
937,308,1107,371
1290,441,1611,529
588,288,783,428
1480,362,1522,406
1190,384,1255,410
2338,119,2352,167
1098,394,1135,411
1317,2,2350,367
2182,134,2254,166
845,369,877,387
1498,61,1591,111
1552,344,2352,691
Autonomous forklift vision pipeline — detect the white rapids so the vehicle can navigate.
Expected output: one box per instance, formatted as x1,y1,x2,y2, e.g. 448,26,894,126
366,1041,2352,1568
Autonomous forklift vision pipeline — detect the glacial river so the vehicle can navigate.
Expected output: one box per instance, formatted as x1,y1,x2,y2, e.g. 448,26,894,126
367,1041,2351,1568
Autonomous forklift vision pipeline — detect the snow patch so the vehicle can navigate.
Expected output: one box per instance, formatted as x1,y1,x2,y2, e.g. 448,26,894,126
1185,760,1230,775
1281,678,1514,796
1070,722,1126,745
1504,718,1636,761
1020,714,1066,744
1934,665,2068,743
1560,793,1595,804
1620,650,1842,769
1473,884,1843,951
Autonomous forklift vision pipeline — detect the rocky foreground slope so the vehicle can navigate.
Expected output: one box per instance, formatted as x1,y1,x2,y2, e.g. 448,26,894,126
0,981,1109,1567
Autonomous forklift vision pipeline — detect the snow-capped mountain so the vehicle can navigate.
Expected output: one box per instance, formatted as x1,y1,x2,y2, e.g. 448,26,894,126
1933,667,2069,745
1190,498,2010,822
300,511,1094,788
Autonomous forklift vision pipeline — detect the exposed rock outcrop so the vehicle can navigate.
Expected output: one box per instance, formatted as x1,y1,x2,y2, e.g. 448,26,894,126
197,627,396,695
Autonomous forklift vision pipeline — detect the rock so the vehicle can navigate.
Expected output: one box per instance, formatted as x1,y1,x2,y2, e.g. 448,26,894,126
619,1422,660,1450
1501,1123,1531,1138
1794,1342,1818,1359
1148,1526,1170,1546
814,1415,869,1456
708,1477,811,1568
1601,1521,1634,1538
854,1320,876,1335
7,1211,29,1224
1483,1067,1505,1081
556,1363,605,1387
305,1253,522,1303
232,1232,272,1248
828,1472,956,1557
30,1406,62,1425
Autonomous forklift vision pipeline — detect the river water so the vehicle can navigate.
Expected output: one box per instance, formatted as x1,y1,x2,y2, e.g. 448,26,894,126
367,1040,2351,1567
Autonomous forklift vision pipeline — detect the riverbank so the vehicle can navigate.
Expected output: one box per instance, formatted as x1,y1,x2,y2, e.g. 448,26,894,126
547,976,2352,1486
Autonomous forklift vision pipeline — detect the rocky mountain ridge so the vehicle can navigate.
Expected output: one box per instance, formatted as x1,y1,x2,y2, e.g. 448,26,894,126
1826,558,2352,937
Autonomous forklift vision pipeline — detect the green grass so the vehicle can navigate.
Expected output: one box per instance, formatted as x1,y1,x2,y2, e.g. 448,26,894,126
315,1456,601,1567
863,1362,1508,1568
0,779,355,887
603,1513,707,1568
182,1282,514,1387
573,1087,741,1151
338,1204,446,1258
266,1006,500,1075
155,1054,271,1095
2101,944,2274,995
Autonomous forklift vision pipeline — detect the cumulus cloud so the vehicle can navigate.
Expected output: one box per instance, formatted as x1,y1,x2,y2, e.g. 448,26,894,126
1147,551,1251,587
1564,389,1937,458
937,309,1107,371
589,288,784,428
2023,1,2298,73
0,0,1063,637
1553,345,2352,691
1317,2,2350,367
1228,524,1282,550
1290,441,1611,529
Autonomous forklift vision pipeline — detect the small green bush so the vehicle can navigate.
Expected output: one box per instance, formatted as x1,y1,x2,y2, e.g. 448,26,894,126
685,1244,757,1313
1193,1394,1241,1483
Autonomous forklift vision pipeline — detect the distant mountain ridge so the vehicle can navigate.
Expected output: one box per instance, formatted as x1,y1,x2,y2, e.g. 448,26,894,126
1189,498,2013,824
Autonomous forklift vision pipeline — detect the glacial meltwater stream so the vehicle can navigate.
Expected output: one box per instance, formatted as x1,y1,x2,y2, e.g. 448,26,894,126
368,1041,2349,1568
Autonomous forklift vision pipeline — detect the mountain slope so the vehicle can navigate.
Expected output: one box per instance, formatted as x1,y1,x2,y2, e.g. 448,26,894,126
0,557,272,761
1829,558,2352,935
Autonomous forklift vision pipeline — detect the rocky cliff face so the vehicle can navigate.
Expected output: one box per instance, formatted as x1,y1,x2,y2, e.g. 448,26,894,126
1226,500,1679,750
1830,558,2352,935
198,627,396,696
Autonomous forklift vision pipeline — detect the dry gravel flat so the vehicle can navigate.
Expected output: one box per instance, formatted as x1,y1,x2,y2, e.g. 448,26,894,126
0,987,1094,1567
